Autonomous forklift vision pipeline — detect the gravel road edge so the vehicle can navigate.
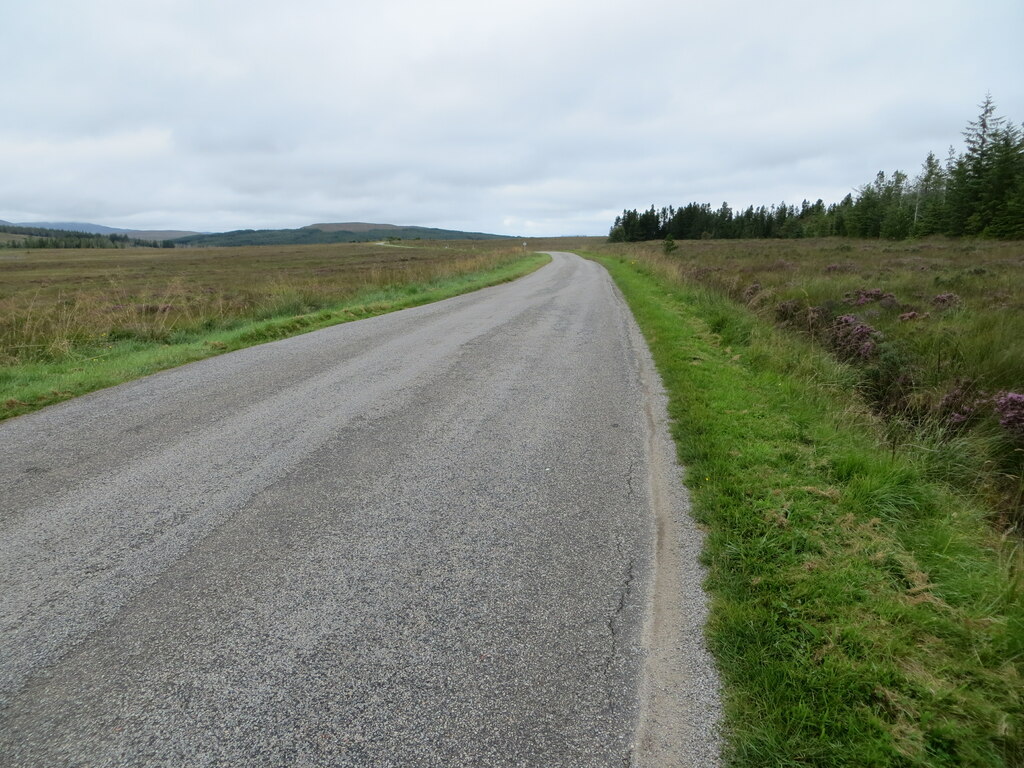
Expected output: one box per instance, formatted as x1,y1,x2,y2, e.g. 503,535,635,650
617,276,724,767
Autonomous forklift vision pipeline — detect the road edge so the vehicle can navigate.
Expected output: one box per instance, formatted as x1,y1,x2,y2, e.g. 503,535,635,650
613,274,724,767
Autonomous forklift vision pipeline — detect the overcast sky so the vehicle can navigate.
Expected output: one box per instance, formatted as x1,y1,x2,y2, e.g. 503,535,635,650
2,0,1022,236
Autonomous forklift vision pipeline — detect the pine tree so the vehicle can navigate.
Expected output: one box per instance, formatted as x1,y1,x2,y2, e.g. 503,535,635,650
959,94,1006,234
981,121,1024,236
879,170,913,239
944,145,971,236
849,173,885,237
912,151,947,236
992,176,1024,238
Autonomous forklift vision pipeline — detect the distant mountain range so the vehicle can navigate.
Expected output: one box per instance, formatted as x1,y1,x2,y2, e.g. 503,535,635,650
173,223,510,247
9,221,201,240
4,220,510,246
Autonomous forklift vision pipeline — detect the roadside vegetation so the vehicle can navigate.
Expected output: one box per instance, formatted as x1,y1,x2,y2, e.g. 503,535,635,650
603,238,1024,531
588,239,1023,766
0,241,547,420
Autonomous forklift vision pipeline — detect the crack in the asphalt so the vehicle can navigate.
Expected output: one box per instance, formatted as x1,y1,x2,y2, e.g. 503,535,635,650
604,547,636,676
616,559,636,621
605,549,637,760
625,459,639,498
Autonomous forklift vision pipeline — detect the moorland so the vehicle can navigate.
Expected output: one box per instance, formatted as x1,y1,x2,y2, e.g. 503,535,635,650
0,239,544,418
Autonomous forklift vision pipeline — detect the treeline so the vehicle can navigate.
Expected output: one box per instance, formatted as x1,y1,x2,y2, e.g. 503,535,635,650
610,96,1024,242
0,225,169,249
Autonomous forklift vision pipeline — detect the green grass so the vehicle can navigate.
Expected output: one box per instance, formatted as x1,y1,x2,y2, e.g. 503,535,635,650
589,238,1024,529
0,251,549,420
591,252,1023,767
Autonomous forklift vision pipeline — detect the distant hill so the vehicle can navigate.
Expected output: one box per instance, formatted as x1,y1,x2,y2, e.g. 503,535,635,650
16,221,127,235
16,221,200,240
0,223,176,249
3,219,510,248
305,222,405,233
173,223,511,247
123,229,200,240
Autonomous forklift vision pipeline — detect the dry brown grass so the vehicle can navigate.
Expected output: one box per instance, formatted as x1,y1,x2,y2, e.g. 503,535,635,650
0,241,530,364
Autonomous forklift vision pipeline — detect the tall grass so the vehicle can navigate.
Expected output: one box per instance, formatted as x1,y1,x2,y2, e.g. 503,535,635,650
0,243,546,418
0,244,526,366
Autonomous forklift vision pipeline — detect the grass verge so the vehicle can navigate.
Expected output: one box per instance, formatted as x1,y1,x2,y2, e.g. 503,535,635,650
1,253,549,421
591,253,1022,767
586,238,1024,529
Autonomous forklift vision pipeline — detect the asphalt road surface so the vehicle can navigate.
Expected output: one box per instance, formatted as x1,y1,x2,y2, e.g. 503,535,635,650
0,253,720,767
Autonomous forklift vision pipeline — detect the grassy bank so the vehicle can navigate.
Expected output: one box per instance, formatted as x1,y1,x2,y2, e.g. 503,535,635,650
590,238,1024,530
1,246,548,420
591,251,1022,767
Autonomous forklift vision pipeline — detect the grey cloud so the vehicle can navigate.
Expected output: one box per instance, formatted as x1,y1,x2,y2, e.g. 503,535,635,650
2,0,1022,235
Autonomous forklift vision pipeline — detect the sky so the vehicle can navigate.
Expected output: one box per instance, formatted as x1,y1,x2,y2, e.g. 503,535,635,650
1,0,1022,237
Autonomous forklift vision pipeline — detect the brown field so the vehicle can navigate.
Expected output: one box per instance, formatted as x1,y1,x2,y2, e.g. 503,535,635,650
0,240,538,365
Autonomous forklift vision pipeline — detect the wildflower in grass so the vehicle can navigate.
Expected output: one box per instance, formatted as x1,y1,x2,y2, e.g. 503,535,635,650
844,288,898,307
846,288,883,306
937,381,986,432
774,299,801,324
829,314,881,361
775,299,836,340
805,306,829,332
994,391,1024,440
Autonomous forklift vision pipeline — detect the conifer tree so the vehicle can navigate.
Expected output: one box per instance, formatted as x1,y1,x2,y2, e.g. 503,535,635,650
954,94,1005,234
912,151,947,236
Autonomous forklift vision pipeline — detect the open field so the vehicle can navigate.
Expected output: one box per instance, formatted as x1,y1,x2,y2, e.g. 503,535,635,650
590,242,1024,766
0,241,548,418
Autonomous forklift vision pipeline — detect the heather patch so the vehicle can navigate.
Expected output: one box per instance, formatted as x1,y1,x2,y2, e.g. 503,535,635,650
994,391,1024,443
829,314,882,362
931,292,962,308
935,380,988,433
898,310,928,322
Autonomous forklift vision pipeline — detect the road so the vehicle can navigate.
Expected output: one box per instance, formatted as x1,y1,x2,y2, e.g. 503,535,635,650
0,252,720,766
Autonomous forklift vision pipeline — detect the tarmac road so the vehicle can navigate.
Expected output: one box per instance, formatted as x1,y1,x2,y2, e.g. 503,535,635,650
0,252,720,767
